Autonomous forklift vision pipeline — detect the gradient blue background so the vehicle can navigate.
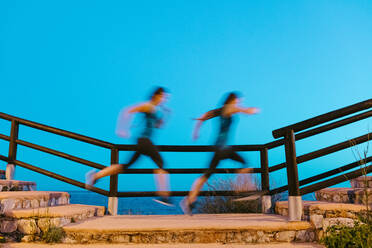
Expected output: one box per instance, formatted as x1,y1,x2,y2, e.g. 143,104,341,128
0,0,371,193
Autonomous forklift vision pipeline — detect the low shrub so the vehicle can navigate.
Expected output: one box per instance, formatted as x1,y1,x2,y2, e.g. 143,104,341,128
321,213,372,248
196,175,265,214
41,226,65,243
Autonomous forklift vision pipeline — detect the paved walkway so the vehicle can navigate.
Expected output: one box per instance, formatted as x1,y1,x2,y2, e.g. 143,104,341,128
64,214,311,232
1,243,325,248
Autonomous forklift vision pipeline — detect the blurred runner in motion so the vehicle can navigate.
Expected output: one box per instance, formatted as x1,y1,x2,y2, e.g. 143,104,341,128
180,92,260,215
85,87,173,206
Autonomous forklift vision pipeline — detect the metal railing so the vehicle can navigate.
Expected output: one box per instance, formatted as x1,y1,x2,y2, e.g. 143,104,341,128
0,112,265,207
0,98,371,218
269,99,372,220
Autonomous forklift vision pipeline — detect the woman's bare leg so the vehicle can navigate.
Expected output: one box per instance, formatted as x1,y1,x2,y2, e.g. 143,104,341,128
154,168,170,198
187,175,208,204
86,152,140,188
93,164,124,182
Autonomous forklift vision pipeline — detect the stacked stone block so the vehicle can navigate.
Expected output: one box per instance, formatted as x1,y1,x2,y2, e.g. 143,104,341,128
0,180,36,192
0,191,105,242
315,176,372,207
275,201,368,240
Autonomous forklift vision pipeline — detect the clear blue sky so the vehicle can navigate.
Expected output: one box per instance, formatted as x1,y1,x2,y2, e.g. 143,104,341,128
0,0,371,192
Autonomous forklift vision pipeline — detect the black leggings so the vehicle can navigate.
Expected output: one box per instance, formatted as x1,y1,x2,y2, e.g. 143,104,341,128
204,147,246,179
120,137,164,170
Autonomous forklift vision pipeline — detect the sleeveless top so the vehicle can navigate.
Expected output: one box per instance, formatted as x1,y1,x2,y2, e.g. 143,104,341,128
139,110,161,139
215,114,233,147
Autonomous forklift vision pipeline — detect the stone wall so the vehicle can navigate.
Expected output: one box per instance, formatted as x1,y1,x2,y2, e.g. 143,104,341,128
315,188,372,207
350,176,372,189
63,229,317,244
275,201,369,240
1,215,71,242
0,195,69,214
0,205,104,242
0,181,36,192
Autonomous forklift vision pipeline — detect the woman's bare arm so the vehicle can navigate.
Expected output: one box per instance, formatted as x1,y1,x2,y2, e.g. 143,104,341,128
223,105,260,116
116,103,152,138
192,108,221,140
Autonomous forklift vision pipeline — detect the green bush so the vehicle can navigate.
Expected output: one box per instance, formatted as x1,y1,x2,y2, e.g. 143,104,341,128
0,235,6,243
321,216,372,248
41,226,65,243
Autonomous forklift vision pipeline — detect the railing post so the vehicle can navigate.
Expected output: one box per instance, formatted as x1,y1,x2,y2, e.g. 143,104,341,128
260,148,271,213
284,129,302,221
108,148,119,215
7,120,19,180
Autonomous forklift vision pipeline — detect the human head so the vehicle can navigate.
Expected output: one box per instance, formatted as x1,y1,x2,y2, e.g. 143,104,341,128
222,91,241,106
149,87,169,105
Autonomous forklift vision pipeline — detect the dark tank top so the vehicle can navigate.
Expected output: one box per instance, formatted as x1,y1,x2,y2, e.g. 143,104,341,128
139,111,160,139
215,114,233,147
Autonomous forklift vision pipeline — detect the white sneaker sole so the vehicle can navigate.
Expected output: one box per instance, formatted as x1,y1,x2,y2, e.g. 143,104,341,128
152,198,174,207
233,190,269,202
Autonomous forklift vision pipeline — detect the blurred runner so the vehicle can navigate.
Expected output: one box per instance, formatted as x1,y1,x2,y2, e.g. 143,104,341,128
180,92,260,215
85,87,173,206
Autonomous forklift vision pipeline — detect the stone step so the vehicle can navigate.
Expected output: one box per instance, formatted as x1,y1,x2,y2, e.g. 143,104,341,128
0,180,36,191
315,187,372,206
4,203,105,219
0,191,70,213
1,204,105,235
350,176,372,188
275,200,368,219
63,214,315,244
275,200,368,238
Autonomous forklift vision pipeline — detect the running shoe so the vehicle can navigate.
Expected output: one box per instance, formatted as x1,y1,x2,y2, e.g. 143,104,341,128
233,190,269,202
179,197,194,216
153,197,174,207
85,169,97,190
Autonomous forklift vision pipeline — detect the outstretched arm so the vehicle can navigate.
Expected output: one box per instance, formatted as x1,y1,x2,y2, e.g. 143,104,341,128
224,105,260,116
192,108,221,140
238,107,260,115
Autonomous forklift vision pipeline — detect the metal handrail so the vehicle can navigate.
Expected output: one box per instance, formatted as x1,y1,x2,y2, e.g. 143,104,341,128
0,96,370,212
269,133,371,172
0,112,265,200
272,98,372,138
0,112,114,149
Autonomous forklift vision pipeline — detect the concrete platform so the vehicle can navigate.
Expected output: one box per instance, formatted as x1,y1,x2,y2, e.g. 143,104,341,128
64,214,311,232
63,214,315,244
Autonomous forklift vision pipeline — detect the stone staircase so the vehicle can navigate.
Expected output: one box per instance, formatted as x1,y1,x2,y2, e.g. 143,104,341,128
1,177,370,244
315,176,372,207
0,180,105,242
274,176,371,241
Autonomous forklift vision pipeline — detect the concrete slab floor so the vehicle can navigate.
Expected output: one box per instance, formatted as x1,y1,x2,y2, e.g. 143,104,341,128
63,214,311,232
